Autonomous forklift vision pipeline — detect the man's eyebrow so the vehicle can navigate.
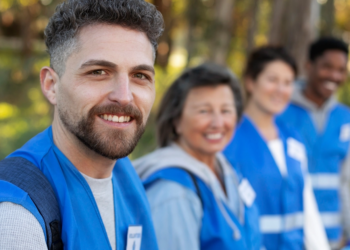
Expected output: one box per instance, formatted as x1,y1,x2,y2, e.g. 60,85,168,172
80,60,117,69
132,64,155,75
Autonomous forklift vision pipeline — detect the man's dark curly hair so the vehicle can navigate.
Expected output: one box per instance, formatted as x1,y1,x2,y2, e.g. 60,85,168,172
309,37,348,62
44,0,164,76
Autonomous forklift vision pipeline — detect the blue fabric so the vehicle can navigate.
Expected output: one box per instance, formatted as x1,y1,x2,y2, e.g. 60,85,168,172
278,103,350,241
2,127,159,250
146,179,203,250
0,181,47,239
0,156,62,248
144,167,261,250
224,116,305,250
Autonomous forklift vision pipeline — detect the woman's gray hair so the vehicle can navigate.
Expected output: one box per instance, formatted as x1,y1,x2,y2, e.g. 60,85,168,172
44,0,164,76
156,62,243,148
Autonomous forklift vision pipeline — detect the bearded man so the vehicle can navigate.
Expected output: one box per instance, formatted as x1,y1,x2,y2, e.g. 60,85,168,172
0,0,163,249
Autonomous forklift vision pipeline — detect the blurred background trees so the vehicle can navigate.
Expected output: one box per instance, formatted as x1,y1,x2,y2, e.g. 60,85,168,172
1,0,350,159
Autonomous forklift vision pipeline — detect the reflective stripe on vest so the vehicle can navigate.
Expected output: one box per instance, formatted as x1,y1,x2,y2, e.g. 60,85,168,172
260,212,304,233
320,212,340,228
310,174,339,189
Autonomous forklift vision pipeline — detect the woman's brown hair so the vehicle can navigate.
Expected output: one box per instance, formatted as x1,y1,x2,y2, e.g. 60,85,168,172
156,62,243,147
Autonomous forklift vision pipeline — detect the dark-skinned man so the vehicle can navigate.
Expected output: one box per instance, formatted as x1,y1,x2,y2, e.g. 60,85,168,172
278,37,350,250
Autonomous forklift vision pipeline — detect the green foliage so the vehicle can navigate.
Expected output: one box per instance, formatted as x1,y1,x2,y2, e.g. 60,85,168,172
338,80,350,107
0,51,52,160
1,0,350,161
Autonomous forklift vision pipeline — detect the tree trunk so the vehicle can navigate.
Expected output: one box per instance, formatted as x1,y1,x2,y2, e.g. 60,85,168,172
285,0,313,76
310,0,320,39
20,7,34,57
246,0,260,53
268,0,313,76
153,0,173,68
321,0,335,36
268,0,287,44
208,0,235,65
186,0,202,65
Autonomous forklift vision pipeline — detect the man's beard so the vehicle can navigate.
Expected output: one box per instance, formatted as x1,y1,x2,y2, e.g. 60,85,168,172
58,103,145,160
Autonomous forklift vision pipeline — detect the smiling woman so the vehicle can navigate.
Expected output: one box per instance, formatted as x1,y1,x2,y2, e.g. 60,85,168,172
223,45,330,250
133,63,262,250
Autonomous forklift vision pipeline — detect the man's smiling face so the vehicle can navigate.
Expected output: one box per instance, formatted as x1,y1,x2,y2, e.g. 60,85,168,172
307,49,348,101
54,23,155,159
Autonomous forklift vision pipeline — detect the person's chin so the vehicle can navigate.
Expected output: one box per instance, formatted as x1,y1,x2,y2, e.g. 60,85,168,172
203,144,225,155
319,88,335,101
265,105,286,116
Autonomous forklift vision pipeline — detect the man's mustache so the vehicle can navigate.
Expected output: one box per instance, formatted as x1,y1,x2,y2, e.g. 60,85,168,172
88,104,143,124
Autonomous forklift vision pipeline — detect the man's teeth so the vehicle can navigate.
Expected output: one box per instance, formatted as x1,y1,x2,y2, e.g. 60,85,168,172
324,81,337,91
206,133,222,140
101,115,131,123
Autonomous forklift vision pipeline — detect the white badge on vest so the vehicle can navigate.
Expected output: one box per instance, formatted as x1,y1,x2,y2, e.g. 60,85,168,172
126,226,142,250
287,138,306,163
238,178,256,207
340,124,350,142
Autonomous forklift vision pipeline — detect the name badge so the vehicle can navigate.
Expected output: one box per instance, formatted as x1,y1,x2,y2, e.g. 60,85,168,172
126,226,142,250
238,179,256,207
287,138,306,163
340,124,350,142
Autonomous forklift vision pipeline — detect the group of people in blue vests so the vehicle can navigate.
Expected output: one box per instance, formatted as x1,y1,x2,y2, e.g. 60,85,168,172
0,0,350,250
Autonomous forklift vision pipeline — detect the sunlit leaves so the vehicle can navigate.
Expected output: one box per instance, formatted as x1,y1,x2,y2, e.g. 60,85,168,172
2,0,350,160
0,103,18,120
0,0,41,12
0,0,15,12
32,57,50,74
19,0,39,7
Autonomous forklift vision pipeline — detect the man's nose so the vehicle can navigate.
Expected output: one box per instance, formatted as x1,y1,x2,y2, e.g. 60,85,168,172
108,74,133,106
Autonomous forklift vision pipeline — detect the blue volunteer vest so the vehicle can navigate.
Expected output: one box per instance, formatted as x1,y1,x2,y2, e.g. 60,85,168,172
224,116,305,250
278,102,350,242
0,127,159,250
143,167,261,250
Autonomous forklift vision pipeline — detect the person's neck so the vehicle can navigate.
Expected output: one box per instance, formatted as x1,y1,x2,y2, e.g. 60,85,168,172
51,115,115,179
176,141,216,171
303,84,326,108
245,102,278,141
175,141,226,194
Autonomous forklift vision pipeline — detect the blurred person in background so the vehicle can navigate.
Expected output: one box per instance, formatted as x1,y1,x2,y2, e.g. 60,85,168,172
224,46,330,250
134,63,262,250
277,37,350,249
0,0,163,249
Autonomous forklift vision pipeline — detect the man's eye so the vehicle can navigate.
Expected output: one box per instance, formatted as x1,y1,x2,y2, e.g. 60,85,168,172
91,70,106,75
134,73,147,79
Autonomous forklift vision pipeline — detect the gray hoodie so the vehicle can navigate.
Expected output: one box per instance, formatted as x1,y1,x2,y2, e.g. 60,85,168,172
291,83,337,133
133,143,245,237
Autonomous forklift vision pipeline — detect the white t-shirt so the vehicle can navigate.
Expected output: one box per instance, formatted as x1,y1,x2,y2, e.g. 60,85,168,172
81,173,116,250
0,172,116,250
267,139,288,177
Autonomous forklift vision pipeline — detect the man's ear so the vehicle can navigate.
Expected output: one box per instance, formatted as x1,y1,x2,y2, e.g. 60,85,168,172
40,67,59,105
